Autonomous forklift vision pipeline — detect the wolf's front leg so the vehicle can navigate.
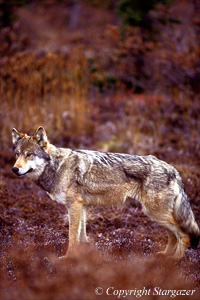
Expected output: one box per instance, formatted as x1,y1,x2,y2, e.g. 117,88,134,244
80,207,88,243
67,200,84,256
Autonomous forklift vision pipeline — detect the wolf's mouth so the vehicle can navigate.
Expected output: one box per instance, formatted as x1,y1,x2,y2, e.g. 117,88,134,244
20,168,34,176
12,167,33,177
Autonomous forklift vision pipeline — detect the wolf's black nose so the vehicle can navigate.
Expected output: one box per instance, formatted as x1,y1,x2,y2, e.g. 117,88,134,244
12,167,19,174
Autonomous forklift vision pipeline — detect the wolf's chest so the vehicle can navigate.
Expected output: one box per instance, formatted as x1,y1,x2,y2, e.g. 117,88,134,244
46,191,66,205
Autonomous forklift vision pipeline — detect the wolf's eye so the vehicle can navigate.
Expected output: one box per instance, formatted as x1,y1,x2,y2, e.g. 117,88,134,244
15,152,20,158
26,153,34,158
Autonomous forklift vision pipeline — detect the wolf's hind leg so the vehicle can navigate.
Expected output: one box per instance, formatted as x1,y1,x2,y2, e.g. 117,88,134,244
156,216,190,259
173,230,190,260
158,229,178,256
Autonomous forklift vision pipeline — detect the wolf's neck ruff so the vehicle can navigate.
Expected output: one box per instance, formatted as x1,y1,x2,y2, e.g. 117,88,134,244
36,161,57,192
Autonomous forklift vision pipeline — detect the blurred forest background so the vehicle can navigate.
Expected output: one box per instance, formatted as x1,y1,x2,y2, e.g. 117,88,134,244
0,0,200,158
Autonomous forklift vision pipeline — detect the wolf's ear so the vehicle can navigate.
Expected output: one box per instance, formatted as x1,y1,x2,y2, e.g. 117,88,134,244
34,126,49,148
12,128,24,146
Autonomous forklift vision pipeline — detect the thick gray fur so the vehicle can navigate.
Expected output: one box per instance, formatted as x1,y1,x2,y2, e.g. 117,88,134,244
12,127,200,259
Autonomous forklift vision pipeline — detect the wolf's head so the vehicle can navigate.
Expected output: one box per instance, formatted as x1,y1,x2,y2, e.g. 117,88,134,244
12,126,50,179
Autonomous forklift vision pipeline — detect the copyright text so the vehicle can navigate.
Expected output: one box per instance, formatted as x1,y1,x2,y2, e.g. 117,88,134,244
95,286,196,298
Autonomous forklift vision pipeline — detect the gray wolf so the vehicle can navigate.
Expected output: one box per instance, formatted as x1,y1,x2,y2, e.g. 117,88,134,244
12,126,200,259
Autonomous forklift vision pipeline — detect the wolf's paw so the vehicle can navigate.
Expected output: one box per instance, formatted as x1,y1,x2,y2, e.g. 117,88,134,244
156,250,166,256
58,255,68,260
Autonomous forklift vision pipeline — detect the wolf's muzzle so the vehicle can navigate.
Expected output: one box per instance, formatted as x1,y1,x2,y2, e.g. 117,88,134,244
12,167,20,175
12,167,33,176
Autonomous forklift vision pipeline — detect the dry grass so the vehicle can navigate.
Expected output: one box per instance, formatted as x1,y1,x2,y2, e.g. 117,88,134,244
1,243,199,300
1,1,200,155
0,48,92,147
1,47,199,157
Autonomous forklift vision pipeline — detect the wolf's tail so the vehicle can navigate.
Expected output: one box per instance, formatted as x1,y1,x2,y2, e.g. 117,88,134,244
174,189,200,248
